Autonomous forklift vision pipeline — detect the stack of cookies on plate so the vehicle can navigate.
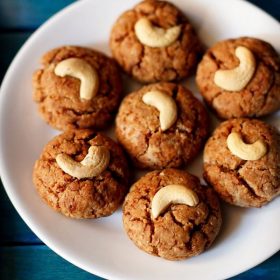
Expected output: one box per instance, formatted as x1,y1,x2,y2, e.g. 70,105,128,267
32,0,280,261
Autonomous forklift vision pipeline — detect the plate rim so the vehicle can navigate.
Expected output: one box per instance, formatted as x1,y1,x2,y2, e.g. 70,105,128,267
0,0,279,279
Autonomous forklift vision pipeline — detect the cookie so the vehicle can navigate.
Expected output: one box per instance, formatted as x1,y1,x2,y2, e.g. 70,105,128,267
110,0,202,83
196,37,280,119
203,118,280,207
33,130,129,218
123,169,222,260
115,82,209,169
33,46,122,131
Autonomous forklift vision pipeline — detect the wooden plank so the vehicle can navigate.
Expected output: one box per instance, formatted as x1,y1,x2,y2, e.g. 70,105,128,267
250,0,280,21
0,245,103,280
0,1,279,280
0,245,279,280
0,0,75,30
0,32,31,82
0,182,41,244
231,251,280,280
0,0,278,31
0,33,37,244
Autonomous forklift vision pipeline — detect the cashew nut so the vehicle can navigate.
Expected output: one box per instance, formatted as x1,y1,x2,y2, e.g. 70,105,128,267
142,90,177,131
56,146,110,179
134,18,181,48
54,58,99,101
214,46,256,91
151,184,199,219
227,132,267,161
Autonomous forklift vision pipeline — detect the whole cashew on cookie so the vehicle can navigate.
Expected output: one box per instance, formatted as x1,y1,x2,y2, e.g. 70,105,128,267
56,145,110,179
142,90,177,131
214,46,256,91
54,58,99,101
151,184,199,219
227,132,267,161
135,18,181,48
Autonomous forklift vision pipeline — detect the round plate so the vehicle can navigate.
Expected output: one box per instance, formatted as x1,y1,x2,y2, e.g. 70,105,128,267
0,0,279,279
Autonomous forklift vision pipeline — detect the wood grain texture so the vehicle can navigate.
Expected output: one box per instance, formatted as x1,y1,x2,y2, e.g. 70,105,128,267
0,0,279,279
0,184,40,244
0,33,31,83
0,0,278,31
0,0,74,30
229,251,280,280
0,246,103,280
249,0,280,21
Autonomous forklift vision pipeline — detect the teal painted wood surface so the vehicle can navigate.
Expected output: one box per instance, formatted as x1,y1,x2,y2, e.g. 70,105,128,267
0,0,279,30
0,246,102,280
0,184,40,244
0,33,31,82
230,251,280,280
0,0,280,279
0,0,74,30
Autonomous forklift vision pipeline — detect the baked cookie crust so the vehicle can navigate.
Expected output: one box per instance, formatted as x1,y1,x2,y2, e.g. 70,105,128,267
123,169,222,260
33,130,129,218
203,118,280,207
110,0,202,83
196,37,280,119
33,46,122,131
115,82,209,169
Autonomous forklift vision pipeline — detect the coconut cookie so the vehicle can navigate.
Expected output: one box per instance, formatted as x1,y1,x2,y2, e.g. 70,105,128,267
110,0,202,83
33,46,122,131
115,83,209,169
203,118,280,207
196,37,280,119
33,130,129,218
123,169,222,260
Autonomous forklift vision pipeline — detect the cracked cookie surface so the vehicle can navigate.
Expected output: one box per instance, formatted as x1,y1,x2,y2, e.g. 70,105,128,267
33,46,122,131
203,118,280,207
196,37,280,119
33,130,129,218
115,83,209,169
110,0,202,83
123,169,222,260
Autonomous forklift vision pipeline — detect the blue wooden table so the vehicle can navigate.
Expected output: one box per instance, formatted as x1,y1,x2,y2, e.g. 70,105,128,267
0,1,279,279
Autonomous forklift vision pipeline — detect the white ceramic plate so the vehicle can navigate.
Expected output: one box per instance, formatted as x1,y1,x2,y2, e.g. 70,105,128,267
0,0,280,279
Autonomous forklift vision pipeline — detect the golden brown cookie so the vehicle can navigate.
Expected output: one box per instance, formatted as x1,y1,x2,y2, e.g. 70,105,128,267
196,37,280,119
115,83,209,169
33,130,129,218
110,0,202,83
203,118,280,207
33,46,122,131
123,169,222,260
